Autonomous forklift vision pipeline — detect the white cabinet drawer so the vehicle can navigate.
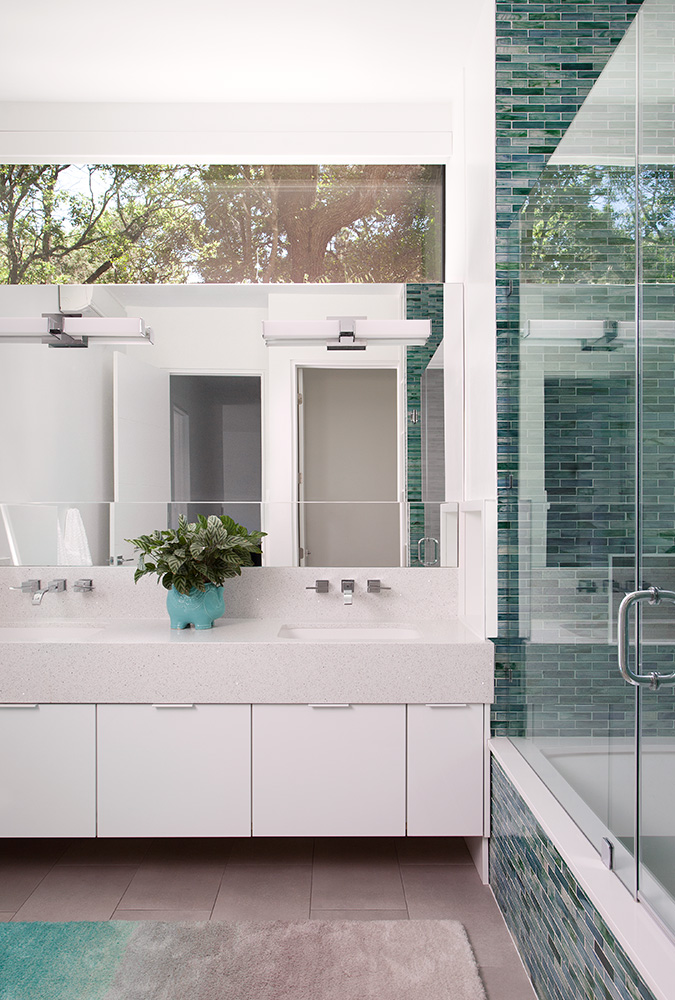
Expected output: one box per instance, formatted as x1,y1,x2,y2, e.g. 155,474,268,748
0,703,96,837
97,704,251,837
253,704,406,837
407,704,484,836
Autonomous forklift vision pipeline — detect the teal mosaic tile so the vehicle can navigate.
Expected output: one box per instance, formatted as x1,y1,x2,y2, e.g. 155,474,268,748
490,757,659,1000
494,0,645,729
405,284,444,562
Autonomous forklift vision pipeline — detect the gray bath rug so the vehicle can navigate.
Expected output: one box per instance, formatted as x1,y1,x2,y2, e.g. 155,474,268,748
0,918,487,999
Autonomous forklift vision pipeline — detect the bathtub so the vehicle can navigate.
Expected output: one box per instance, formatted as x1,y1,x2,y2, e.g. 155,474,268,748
490,737,675,1000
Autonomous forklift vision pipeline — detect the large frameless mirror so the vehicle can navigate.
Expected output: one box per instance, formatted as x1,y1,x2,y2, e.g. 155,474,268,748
0,282,457,568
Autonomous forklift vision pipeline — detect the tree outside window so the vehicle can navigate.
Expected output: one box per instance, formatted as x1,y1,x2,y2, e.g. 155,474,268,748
0,164,443,285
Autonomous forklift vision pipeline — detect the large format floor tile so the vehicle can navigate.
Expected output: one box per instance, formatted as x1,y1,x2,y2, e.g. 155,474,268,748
56,838,151,867
394,836,474,866
1,839,70,864
310,908,408,920
480,961,538,1000
227,837,314,865
212,864,312,920
118,862,225,911
0,836,539,1000
400,865,537,999
0,863,55,911
112,908,213,922
311,860,406,910
313,837,399,864
12,865,137,922
141,839,232,865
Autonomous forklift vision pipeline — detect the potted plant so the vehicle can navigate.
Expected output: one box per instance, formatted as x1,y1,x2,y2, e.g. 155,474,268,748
126,513,266,629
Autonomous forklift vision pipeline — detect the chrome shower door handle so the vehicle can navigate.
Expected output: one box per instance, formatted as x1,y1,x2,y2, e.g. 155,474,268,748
417,536,439,566
617,587,675,689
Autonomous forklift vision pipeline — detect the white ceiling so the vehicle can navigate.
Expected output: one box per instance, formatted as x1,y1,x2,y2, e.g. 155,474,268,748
0,0,489,104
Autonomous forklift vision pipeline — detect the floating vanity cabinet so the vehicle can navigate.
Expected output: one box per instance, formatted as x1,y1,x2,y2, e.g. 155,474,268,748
406,704,484,836
97,704,251,837
0,703,96,837
252,704,406,836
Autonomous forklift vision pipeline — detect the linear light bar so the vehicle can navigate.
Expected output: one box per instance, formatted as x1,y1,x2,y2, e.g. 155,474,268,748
0,315,153,347
61,317,153,345
0,317,53,341
262,319,430,349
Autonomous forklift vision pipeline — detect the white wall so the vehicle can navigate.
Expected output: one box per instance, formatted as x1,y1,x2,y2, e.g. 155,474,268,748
0,286,115,564
0,288,114,505
0,103,453,164
458,6,497,503
445,3,498,636
0,70,498,583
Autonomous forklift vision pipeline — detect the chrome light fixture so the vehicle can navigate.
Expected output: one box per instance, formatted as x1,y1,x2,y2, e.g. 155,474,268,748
262,318,430,350
0,314,153,347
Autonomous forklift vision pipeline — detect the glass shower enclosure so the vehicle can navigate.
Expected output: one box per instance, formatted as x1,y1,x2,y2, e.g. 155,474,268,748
512,0,675,937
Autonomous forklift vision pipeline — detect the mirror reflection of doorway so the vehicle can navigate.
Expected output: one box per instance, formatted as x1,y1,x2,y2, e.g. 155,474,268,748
170,375,262,540
297,367,400,567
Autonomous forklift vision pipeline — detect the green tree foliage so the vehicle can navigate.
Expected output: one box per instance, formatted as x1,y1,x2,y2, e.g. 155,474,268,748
196,164,443,283
521,164,675,285
0,163,443,285
0,165,204,284
520,165,635,284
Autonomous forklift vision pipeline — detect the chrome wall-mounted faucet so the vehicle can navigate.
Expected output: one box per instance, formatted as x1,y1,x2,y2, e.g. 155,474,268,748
9,579,41,597
341,579,355,605
31,579,66,605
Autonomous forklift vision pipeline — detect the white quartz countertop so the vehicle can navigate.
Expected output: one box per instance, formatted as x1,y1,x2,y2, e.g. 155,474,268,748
0,617,494,705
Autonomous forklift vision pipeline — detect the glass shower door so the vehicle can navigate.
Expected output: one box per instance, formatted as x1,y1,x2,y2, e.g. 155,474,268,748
515,10,641,900
633,0,675,935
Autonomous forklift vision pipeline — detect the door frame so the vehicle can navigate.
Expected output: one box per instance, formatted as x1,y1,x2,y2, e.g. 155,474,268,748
293,358,406,567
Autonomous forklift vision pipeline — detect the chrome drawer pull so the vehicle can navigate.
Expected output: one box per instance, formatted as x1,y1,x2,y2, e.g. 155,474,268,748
151,703,196,709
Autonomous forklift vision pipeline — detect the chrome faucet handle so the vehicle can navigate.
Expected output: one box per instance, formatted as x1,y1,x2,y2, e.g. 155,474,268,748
9,579,41,594
31,579,67,605
306,580,329,593
367,579,391,594
73,579,94,593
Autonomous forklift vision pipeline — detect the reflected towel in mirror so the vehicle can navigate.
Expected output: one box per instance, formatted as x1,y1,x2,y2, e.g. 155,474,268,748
57,507,92,566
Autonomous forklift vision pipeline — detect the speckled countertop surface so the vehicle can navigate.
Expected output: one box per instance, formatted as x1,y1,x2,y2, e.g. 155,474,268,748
0,617,494,705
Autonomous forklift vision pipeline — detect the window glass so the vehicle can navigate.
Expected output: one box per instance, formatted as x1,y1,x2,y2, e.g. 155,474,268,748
0,164,444,284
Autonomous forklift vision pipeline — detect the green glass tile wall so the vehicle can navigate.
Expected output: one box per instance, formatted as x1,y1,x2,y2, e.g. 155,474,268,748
494,0,644,733
406,283,444,562
498,635,675,739
490,757,659,1000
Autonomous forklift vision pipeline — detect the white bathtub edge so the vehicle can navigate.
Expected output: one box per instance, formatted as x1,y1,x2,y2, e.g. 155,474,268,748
489,737,675,1000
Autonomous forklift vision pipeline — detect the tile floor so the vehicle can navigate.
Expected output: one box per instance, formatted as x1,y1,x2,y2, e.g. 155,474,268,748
0,836,537,1000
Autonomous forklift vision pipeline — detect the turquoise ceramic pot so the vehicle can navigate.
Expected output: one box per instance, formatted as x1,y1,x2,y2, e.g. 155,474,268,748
166,584,225,630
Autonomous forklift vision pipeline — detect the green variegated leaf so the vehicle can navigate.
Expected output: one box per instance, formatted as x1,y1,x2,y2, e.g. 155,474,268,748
127,512,267,593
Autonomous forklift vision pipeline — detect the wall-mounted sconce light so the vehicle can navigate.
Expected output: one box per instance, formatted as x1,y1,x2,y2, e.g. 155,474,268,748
262,317,431,350
0,314,153,347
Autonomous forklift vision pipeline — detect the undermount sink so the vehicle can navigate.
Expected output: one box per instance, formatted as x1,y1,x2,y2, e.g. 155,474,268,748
278,624,422,642
0,623,105,642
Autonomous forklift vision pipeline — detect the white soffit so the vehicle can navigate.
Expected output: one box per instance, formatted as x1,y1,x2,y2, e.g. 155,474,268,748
0,103,454,163
0,0,489,104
